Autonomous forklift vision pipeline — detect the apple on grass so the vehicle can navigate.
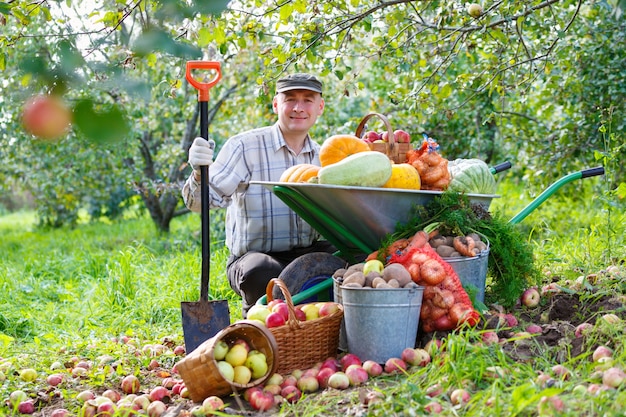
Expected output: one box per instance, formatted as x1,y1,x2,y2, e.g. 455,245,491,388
280,385,302,403
521,287,541,307
327,372,350,389
340,353,362,369
345,364,369,386
121,375,140,394
384,358,407,374
316,367,335,388
297,375,319,393
249,389,276,410
362,360,383,377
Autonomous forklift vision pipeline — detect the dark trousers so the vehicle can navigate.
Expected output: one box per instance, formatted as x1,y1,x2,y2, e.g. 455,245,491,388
227,241,336,316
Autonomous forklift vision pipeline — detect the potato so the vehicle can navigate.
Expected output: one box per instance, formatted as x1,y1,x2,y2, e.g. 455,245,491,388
468,233,481,243
345,263,364,276
382,263,412,287
372,277,386,288
429,235,447,248
333,268,347,278
436,245,457,258
343,271,365,287
387,279,400,288
475,240,487,252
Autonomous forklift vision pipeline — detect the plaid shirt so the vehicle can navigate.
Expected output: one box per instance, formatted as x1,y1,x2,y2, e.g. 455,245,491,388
182,123,322,257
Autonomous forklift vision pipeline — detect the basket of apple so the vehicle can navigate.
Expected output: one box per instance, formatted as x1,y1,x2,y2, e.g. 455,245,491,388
356,112,411,164
260,278,344,375
175,320,279,402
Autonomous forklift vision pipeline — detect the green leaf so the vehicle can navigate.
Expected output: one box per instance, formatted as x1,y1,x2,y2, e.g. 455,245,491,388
192,0,230,16
615,182,626,199
73,99,130,144
0,2,11,14
132,28,201,58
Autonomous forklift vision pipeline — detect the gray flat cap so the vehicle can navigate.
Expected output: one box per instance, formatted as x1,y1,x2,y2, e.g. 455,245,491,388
276,73,323,94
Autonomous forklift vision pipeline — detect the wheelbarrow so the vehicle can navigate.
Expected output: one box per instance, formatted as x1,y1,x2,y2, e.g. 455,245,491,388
252,165,604,306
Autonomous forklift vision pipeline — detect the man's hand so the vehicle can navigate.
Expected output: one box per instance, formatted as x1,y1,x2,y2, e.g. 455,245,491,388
188,137,215,170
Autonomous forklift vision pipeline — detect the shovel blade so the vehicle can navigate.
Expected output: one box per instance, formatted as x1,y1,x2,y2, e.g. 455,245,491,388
181,300,230,353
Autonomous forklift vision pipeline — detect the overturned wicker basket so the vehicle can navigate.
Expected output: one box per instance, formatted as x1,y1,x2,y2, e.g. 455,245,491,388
176,320,278,403
266,278,343,375
356,112,410,164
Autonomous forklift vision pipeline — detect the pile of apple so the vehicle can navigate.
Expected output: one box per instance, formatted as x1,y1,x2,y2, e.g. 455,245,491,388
246,299,341,328
361,129,411,144
333,259,419,289
213,338,269,385
240,348,432,412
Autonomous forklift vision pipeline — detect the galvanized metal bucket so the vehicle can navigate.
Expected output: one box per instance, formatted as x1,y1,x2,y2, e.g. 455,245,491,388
444,248,489,304
341,286,424,364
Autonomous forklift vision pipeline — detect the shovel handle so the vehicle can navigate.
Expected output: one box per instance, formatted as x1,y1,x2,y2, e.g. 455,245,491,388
490,161,512,175
185,61,222,102
186,61,222,302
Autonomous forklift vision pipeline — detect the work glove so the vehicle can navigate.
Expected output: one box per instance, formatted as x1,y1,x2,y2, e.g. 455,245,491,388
188,137,215,171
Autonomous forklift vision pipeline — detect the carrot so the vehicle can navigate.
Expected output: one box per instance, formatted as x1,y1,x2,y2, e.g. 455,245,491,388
365,251,379,262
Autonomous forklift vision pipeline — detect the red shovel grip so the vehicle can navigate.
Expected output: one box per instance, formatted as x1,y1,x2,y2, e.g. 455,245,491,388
185,61,222,102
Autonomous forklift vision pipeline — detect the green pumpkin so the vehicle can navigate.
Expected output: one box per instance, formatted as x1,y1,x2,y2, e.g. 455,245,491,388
447,158,497,195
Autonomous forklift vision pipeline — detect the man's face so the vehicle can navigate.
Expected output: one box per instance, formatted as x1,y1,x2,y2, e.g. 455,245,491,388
273,90,324,137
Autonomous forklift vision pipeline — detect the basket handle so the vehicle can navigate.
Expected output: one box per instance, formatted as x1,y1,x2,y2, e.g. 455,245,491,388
355,112,396,145
265,278,303,330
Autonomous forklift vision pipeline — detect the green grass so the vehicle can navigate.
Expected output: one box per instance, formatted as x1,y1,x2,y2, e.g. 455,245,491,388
0,177,624,416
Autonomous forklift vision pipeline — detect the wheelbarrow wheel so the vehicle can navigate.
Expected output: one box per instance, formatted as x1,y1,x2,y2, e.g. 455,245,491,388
274,252,348,301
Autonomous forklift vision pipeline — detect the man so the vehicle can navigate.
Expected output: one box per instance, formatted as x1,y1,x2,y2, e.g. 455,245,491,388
182,73,338,316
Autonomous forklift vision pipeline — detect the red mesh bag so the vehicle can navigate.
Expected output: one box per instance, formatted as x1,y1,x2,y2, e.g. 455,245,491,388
389,233,479,332
406,135,450,191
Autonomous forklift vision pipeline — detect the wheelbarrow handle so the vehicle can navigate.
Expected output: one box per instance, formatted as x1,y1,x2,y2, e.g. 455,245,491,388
490,161,512,175
509,166,605,225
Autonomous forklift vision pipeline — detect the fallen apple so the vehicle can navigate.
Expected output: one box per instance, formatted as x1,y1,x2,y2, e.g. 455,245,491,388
362,360,383,377
450,388,470,406
202,396,225,412
327,371,350,389
121,375,140,394
316,367,335,388
297,375,319,393
280,385,302,403
46,373,64,387
602,367,625,388
147,400,167,417
593,346,613,362
384,358,407,374
340,353,362,369
521,287,541,307
249,389,276,410
18,399,36,414
19,368,38,382
345,364,369,386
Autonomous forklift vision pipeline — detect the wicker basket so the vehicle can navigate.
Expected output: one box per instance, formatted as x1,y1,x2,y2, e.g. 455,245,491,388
355,112,410,164
266,278,343,375
175,320,278,403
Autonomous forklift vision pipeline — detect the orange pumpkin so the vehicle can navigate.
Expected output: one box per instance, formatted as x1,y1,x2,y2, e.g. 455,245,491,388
279,163,320,183
319,134,370,167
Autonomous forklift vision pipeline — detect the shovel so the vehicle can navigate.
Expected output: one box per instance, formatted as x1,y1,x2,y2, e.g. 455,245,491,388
181,61,230,353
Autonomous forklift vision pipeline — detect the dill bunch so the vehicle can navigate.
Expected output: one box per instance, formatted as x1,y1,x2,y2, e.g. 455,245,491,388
384,192,540,307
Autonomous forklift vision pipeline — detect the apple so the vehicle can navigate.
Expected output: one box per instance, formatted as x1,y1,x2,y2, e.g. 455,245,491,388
537,395,565,414
46,373,64,386
424,401,443,413
22,94,72,141
102,389,121,403
249,389,275,411
502,313,518,327
291,369,304,379
247,304,271,323
96,400,116,417
521,287,541,307
265,311,287,328
267,299,285,311
213,340,229,360
300,304,320,321
593,346,613,362
551,364,570,380
362,131,381,143
467,3,483,18
266,373,284,386
245,352,269,379
362,259,384,276
80,402,97,417
280,385,302,403
217,360,235,382
121,375,140,394
384,358,407,373
394,129,411,143
602,367,626,388
271,302,290,321
173,345,185,356
316,367,335,388
600,313,621,324
233,339,251,352
302,367,319,378
18,399,36,414
19,368,38,382
161,377,177,389
233,365,252,385
171,382,184,396
263,384,282,395
280,374,297,388
147,400,167,417
481,331,499,345
297,375,319,393
362,360,383,377
345,364,369,386
327,371,350,389
320,357,340,372
225,344,248,367
243,386,263,402
293,306,307,321
450,388,470,405
50,409,70,417
526,324,543,335
202,396,225,412
76,390,95,402
340,353,362,369
575,322,594,338
318,302,340,317
148,386,170,402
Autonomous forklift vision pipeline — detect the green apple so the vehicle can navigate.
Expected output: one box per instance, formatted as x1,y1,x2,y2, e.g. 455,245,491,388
300,304,320,321
247,305,271,324
467,3,483,18
363,259,384,276
217,361,235,382
225,344,248,367
213,339,229,361
245,353,269,379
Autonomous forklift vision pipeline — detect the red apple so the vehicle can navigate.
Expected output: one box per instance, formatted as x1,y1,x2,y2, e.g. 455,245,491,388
271,302,290,321
551,364,571,380
425,383,443,397
18,400,36,415
593,346,613,362
50,409,70,417
202,396,225,412
424,401,443,413
121,375,140,394
173,345,185,356
362,360,383,377
345,364,368,386
243,386,262,402
318,302,340,317
22,94,72,141
575,322,593,338
280,374,298,388
316,367,335,388
76,390,96,402
537,395,565,414
148,386,170,402
362,131,381,143
102,389,121,403
481,331,499,345
320,357,340,372
263,384,282,396
147,400,167,417
280,385,302,403
521,287,541,307
267,299,285,311
47,373,64,386
602,367,626,388
450,388,470,405
297,375,319,393
526,324,542,335
340,353,361,370
394,129,411,143
502,313,518,327
384,358,407,373
265,311,286,328
249,389,276,411
293,307,307,321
